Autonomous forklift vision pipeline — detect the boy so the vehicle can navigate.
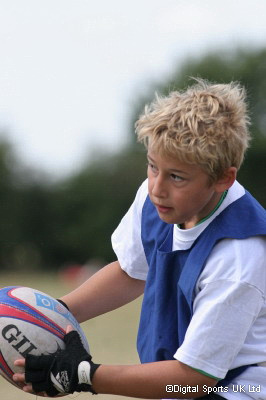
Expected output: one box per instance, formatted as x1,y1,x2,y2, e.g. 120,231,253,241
14,79,266,399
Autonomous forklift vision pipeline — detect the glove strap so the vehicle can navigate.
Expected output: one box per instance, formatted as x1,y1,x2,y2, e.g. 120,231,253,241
78,361,101,394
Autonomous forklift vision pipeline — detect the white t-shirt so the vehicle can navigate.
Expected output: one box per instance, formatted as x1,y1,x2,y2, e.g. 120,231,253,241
111,180,266,400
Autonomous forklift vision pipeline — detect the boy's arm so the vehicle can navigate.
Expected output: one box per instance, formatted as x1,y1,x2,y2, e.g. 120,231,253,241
93,360,217,399
14,356,217,399
60,261,145,323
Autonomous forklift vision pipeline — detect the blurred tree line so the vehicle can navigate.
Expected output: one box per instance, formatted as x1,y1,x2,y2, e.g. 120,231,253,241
0,48,266,271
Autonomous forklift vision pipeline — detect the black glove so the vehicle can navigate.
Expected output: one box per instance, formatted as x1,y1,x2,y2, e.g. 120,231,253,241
25,331,100,396
56,299,69,311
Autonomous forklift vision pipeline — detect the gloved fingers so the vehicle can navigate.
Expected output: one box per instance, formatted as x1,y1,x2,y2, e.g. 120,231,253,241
25,369,47,383
32,381,59,397
25,354,59,396
26,354,54,371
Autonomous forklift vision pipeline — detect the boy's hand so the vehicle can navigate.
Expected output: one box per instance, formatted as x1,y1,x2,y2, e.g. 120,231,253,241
13,326,100,397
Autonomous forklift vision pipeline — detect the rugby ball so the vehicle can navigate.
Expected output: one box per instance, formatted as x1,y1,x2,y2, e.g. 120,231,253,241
0,286,89,391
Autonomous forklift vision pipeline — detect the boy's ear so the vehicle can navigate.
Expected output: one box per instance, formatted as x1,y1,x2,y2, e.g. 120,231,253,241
214,167,237,193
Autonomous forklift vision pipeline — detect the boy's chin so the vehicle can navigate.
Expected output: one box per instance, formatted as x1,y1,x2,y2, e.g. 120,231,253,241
157,212,179,225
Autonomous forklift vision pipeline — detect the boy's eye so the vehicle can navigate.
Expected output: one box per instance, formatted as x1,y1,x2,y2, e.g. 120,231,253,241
147,162,157,172
170,173,183,182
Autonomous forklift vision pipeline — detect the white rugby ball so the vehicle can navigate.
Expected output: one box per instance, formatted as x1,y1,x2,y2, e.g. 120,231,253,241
0,286,89,392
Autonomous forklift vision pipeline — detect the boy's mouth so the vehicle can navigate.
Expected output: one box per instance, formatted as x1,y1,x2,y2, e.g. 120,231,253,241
154,203,172,213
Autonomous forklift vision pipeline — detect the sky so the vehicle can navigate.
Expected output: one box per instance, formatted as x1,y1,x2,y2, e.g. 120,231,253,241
1,0,266,178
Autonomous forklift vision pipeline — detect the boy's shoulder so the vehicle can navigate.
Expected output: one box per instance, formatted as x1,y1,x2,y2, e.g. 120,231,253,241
215,185,266,237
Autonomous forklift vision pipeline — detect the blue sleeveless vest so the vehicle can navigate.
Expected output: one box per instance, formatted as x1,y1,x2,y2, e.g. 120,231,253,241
137,190,266,383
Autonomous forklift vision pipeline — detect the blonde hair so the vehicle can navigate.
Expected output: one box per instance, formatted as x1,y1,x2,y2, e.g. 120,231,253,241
135,78,251,182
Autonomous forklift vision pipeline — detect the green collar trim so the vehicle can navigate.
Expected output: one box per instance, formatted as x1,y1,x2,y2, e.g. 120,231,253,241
196,189,228,226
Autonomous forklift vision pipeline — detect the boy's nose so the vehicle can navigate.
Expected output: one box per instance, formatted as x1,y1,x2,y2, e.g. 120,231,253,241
151,175,167,198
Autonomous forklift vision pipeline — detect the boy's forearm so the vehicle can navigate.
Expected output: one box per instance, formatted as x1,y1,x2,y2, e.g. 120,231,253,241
92,360,217,399
60,261,145,323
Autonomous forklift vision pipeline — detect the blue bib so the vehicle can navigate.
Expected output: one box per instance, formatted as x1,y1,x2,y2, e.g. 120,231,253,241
137,191,266,383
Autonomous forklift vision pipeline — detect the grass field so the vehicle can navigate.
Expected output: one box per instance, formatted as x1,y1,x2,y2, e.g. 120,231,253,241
0,271,143,400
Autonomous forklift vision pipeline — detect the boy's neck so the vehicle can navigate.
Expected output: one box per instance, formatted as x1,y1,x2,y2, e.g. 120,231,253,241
178,190,228,230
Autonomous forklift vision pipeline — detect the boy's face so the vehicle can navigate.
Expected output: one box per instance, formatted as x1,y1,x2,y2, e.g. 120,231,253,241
147,150,231,229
